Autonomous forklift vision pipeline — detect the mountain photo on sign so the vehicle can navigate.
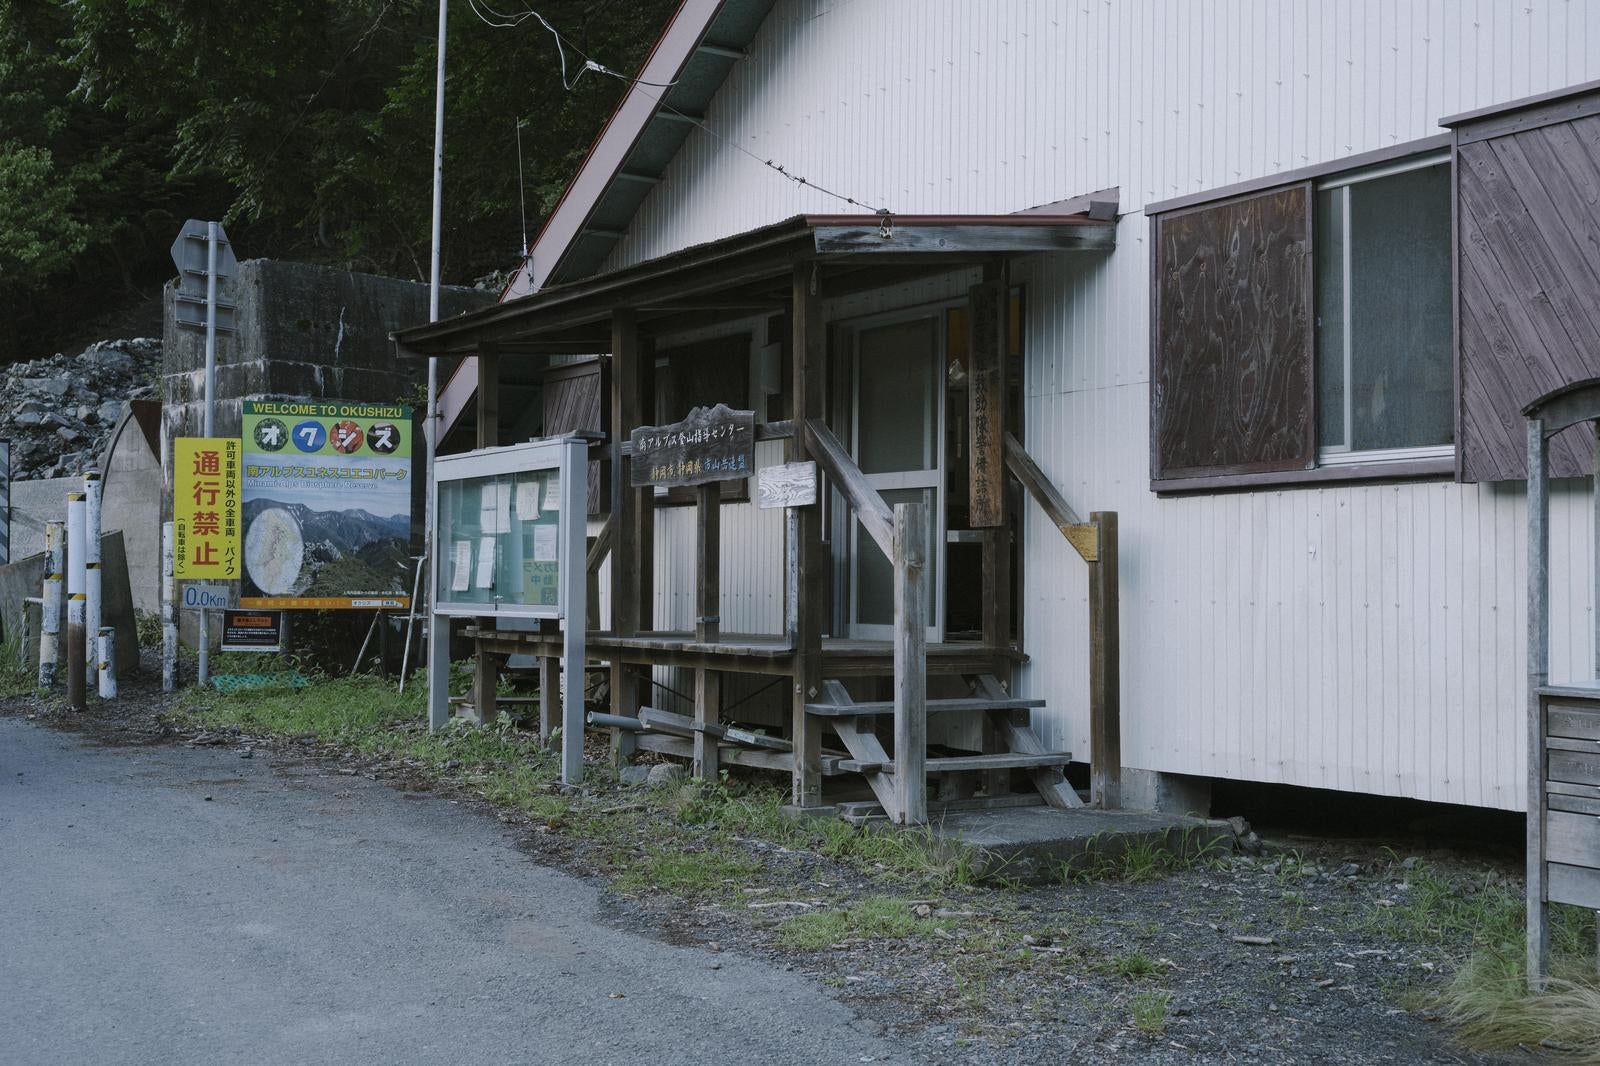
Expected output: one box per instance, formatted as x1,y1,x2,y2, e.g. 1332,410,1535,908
240,401,415,609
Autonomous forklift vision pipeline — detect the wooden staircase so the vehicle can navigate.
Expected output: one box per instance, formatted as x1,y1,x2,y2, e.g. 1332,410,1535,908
807,675,1083,821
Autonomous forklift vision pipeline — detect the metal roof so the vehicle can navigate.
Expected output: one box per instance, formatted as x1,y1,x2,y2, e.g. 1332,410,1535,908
398,212,1116,357
506,0,779,299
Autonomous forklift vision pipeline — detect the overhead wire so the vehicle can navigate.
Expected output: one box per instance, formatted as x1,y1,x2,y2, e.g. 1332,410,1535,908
467,0,891,217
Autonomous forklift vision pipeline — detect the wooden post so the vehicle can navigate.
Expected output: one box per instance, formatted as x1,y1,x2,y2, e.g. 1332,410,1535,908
476,345,500,448
470,345,500,726
1527,417,1550,991
696,482,721,643
609,310,642,747
790,263,825,809
1088,510,1121,810
694,668,721,780
1594,431,1600,978
893,502,928,825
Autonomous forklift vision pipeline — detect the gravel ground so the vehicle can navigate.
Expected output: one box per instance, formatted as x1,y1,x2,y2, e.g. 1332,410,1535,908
4,663,1540,1065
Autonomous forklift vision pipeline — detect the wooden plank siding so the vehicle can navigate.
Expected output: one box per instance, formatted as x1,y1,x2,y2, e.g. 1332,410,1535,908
542,358,606,511
1456,103,1600,481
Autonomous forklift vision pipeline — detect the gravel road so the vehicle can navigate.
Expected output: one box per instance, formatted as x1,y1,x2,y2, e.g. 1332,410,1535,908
0,717,902,1065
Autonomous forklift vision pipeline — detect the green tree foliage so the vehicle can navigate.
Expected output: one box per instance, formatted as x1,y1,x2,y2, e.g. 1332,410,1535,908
0,0,675,356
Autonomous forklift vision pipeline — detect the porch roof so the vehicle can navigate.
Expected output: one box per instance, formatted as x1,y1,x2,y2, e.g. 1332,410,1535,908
392,211,1115,358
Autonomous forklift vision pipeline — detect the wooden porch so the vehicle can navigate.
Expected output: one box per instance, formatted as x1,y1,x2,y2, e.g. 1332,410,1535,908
395,208,1123,823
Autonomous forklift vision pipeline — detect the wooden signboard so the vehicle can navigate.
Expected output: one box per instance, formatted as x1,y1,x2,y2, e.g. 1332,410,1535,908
757,461,817,508
968,281,1007,527
629,404,755,488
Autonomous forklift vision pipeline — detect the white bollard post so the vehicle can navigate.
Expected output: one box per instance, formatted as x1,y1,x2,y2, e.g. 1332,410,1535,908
38,521,63,689
162,520,177,692
66,492,86,709
84,470,102,688
97,627,117,700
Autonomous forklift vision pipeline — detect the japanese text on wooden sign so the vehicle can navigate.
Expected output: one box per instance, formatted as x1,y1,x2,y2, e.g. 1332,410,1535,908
174,437,240,579
629,404,755,488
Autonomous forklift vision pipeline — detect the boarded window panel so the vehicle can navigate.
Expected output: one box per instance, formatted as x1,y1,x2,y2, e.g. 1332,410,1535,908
543,359,605,513
1456,106,1600,481
1152,184,1315,481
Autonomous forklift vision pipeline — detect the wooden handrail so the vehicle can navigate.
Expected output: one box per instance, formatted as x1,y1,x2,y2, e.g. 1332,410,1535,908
795,416,927,823
803,418,895,557
1004,432,1097,562
586,512,615,573
1002,430,1120,810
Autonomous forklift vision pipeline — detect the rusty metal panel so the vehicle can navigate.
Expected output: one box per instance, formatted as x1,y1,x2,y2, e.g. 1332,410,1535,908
1151,184,1315,482
1456,104,1600,481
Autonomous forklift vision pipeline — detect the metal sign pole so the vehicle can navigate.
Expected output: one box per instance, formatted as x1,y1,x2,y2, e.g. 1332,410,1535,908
424,0,449,729
198,221,219,688
561,438,588,783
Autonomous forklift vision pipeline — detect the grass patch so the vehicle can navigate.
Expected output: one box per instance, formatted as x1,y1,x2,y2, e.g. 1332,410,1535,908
1096,949,1163,980
177,671,422,739
1064,825,1231,884
1370,861,1600,1056
1435,949,1600,1061
0,636,37,698
614,844,763,897
1129,989,1171,1033
776,895,943,950
666,779,989,889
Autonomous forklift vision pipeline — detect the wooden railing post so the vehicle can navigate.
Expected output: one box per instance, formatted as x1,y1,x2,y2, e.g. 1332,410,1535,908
609,310,642,757
789,265,825,810
893,501,928,825
1088,510,1121,809
694,480,722,779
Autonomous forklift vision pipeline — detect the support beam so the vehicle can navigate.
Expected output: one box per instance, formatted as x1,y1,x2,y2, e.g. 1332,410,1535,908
476,344,500,447
1088,511,1121,810
609,310,643,751
789,262,825,809
1527,416,1551,991
696,481,720,643
892,501,928,825
694,668,721,780
472,344,500,727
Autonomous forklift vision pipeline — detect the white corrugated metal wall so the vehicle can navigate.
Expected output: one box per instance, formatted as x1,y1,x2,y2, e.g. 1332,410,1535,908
602,0,1600,809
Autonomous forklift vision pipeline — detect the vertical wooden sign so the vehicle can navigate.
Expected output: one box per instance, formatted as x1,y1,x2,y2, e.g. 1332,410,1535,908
968,281,1007,527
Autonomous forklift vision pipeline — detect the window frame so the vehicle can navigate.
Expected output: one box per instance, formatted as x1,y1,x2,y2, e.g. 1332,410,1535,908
1315,150,1454,467
1147,132,1457,496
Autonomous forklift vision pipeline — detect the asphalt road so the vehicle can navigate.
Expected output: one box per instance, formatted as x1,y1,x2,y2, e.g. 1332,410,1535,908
0,718,904,1065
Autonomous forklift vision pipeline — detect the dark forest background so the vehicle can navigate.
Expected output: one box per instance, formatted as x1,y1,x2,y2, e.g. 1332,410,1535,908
0,0,677,359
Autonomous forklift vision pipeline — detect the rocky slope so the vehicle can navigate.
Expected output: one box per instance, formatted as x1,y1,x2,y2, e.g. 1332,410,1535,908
2,339,161,480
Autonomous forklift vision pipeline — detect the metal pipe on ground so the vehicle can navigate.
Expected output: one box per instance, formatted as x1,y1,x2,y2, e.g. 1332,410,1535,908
38,521,63,689
586,711,645,732
636,706,793,752
65,492,86,709
97,627,117,700
83,470,101,688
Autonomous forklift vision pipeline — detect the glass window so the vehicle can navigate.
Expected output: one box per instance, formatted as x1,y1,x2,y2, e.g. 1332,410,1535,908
1317,158,1454,458
437,469,562,610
